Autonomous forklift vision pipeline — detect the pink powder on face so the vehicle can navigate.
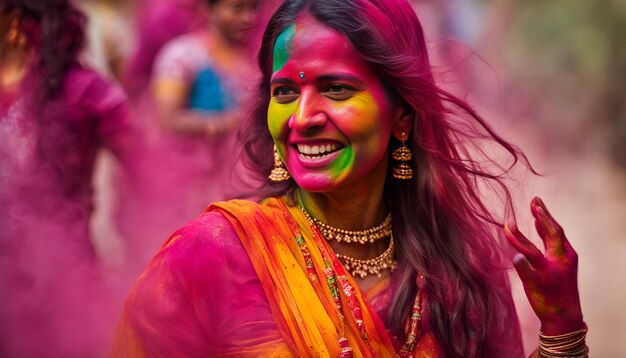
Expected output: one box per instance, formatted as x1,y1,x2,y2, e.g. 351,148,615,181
268,16,400,193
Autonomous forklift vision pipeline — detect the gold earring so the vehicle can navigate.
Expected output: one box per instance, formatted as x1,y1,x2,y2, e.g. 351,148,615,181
269,144,291,182
392,132,413,180
5,15,26,48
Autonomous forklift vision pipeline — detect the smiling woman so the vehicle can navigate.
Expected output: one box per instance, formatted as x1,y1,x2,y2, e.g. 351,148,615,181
112,0,587,357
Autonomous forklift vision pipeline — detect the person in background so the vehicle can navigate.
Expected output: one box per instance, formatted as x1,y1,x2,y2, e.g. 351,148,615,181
114,0,265,273
0,0,132,355
152,0,262,136
112,0,586,357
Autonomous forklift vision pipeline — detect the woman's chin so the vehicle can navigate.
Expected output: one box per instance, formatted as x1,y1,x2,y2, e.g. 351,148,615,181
292,173,338,193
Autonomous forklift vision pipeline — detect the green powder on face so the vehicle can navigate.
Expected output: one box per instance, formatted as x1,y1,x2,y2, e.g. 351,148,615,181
273,25,296,72
331,146,355,177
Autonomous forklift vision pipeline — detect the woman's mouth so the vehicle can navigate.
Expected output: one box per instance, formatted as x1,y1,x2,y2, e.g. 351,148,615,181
289,141,345,168
296,143,343,159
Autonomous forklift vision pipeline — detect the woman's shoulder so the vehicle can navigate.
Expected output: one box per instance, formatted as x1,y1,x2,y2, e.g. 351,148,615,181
62,66,127,111
63,66,112,89
128,209,259,307
156,30,210,65
118,202,286,355
152,30,212,82
153,197,285,273
158,209,247,268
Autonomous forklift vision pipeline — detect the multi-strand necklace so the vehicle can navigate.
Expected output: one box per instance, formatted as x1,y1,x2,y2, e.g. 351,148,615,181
285,202,423,357
299,202,397,279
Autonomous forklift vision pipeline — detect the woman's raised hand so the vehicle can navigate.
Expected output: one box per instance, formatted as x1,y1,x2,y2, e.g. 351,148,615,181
504,197,584,335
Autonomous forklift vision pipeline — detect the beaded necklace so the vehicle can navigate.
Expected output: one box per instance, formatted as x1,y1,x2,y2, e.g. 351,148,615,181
299,202,397,278
336,234,398,279
282,203,424,357
299,202,392,244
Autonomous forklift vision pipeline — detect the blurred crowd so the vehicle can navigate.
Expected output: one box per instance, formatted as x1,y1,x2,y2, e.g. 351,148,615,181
1,0,624,356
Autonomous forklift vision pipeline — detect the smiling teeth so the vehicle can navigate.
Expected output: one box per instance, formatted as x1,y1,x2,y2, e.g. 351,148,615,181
297,144,338,155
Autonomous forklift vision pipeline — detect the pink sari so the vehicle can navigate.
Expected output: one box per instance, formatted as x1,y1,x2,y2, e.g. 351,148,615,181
112,197,444,357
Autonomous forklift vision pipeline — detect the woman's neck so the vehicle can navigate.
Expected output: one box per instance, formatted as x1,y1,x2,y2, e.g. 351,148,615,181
298,184,387,232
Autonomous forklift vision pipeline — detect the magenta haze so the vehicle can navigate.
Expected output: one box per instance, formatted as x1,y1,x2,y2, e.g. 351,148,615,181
0,67,129,355
0,0,135,355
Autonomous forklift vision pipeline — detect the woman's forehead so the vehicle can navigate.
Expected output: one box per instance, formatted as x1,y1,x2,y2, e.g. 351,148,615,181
271,16,364,74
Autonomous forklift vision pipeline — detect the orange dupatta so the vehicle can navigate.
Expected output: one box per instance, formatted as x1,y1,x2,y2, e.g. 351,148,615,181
209,197,398,358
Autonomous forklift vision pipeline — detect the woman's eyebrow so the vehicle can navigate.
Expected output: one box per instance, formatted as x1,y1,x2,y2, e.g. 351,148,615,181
317,74,364,84
270,77,296,86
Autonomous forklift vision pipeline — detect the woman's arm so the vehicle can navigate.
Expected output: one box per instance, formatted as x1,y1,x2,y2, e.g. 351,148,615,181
153,79,239,138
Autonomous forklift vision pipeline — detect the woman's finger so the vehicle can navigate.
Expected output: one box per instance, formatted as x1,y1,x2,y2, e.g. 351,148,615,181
536,197,577,255
512,253,538,285
504,222,545,268
532,198,566,256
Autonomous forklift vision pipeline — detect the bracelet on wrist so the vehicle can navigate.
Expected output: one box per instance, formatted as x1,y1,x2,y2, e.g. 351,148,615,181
539,323,588,358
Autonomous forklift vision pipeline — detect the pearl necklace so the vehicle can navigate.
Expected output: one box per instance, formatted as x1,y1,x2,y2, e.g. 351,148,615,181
299,203,392,244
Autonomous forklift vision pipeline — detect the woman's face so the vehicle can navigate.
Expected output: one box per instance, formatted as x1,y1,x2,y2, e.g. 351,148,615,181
268,16,407,193
210,0,261,45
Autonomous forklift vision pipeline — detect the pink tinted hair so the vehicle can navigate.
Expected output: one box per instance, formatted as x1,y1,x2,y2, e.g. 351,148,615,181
240,0,533,356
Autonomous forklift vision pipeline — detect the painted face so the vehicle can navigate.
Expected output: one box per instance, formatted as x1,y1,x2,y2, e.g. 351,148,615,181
268,16,403,193
210,0,261,45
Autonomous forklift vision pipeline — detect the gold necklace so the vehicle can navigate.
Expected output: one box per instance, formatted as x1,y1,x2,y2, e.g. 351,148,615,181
299,203,392,244
336,234,397,279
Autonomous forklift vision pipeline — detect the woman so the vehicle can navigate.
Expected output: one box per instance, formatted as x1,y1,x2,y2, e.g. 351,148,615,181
0,0,131,355
114,0,266,270
113,0,585,357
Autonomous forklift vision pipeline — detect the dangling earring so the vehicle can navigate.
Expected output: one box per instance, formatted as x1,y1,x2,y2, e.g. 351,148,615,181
269,144,291,182
5,14,26,48
392,132,414,180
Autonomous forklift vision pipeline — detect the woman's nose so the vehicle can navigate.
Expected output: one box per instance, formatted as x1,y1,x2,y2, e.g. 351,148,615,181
289,92,327,131
241,9,258,26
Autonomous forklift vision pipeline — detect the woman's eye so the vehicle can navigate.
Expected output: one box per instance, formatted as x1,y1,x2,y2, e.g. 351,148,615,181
323,84,354,100
273,87,299,103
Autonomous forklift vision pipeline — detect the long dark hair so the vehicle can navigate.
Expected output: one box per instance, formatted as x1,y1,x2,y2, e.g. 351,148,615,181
240,0,531,356
3,0,86,100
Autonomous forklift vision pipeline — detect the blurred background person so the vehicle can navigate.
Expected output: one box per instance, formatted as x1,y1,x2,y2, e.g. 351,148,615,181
113,0,272,276
0,0,133,355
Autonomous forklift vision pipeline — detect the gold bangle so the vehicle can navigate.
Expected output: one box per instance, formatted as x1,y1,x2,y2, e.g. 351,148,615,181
539,324,587,341
538,323,588,358
539,345,588,358
540,336,586,351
